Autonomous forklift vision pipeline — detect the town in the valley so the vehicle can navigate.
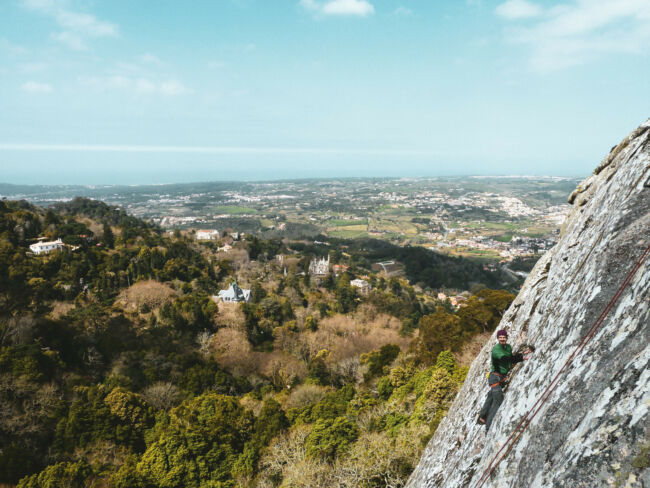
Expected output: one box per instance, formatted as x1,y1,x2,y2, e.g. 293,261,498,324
2,176,576,271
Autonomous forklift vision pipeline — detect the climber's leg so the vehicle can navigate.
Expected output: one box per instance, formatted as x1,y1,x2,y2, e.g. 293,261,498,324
485,376,504,431
479,372,499,424
479,392,491,424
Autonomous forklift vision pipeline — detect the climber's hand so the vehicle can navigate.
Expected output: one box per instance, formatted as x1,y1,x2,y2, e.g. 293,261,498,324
523,347,533,360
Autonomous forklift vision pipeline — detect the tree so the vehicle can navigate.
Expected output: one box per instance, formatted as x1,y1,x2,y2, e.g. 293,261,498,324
53,385,153,454
135,393,253,488
103,223,115,249
142,382,181,411
17,460,92,488
304,315,318,332
360,344,401,380
458,289,515,335
250,281,266,303
334,274,356,313
305,417,359,461
435,350,456,373
417,307,462,364
232,398,289,479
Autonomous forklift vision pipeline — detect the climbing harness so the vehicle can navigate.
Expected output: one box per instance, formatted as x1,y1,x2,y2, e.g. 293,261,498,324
471,244,650,488
489,373,507,389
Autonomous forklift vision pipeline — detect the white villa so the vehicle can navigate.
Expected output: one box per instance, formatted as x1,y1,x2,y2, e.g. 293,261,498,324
309,256,330,276
216,283,251,303
29,238,64,255
350,278,371,295
217,243,232,253
196,229,220,240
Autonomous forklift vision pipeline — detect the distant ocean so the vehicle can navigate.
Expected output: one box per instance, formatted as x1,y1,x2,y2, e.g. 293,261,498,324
1,149,582,186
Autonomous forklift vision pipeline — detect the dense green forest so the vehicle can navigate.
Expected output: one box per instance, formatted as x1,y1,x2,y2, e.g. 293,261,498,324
0,198,514,487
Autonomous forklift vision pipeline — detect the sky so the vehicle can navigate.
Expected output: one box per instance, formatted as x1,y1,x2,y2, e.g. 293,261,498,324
1,0,649,185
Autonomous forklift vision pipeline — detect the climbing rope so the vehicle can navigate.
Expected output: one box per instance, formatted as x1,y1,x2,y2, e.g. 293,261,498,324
472,244,650,488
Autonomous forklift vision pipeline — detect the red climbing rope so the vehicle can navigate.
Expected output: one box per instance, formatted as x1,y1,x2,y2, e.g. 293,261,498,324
472,244,650,488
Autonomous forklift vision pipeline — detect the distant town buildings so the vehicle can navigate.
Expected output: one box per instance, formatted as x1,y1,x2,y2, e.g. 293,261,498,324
99,177,569,267
216,283,251,303
30,238,64,255
309,256,330,276
196,229,220,240
434,234,557,260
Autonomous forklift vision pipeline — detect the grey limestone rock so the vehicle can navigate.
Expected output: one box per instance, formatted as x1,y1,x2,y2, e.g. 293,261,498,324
406,120,650,488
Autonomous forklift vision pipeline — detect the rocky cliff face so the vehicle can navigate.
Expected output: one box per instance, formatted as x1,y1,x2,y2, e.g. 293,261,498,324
406,120,650,488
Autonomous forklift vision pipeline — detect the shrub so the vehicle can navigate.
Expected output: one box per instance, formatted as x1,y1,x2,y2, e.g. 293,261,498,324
54,385,154,454
435,350,456,373
17,460,92,488
290,384,355,424
286,384,328,410
305,416,359,461
135,393,253,488
360,344,401,381
377,376,393,400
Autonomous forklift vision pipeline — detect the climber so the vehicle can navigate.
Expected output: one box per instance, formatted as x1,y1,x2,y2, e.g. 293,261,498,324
477,329,532,431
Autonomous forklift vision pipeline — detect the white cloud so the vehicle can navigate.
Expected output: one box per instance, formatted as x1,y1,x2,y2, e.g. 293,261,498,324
323,0,374,16
20,62,49,73
52,31,87,50
300,0,375,17
300,0,319,12
160,80,189,96
0,37,30,56
114,61,145,75
141,53,163,65
498,0,650,72
21,0,61,11
21,0,117,50
496,0,542,20
207,60,227,69
80,75,190,96
21,81,53,93
134,78,157,94
392,6,413,17
55,10,117,37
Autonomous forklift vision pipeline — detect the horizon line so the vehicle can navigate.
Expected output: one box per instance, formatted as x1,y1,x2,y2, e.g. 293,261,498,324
0,143,439,157
0,174,586,189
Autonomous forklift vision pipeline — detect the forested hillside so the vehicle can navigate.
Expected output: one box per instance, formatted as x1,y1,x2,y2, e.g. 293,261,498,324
0,198,513,487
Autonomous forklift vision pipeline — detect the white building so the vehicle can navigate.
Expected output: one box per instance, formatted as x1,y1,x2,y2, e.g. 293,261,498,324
217,243,232,253
30,238,64,255
309,256,330,276
196,229,220,240
350,278,370,295
216,283,251,303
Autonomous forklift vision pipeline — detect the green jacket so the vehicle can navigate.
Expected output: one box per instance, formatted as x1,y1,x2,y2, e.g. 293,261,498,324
491,343,523,375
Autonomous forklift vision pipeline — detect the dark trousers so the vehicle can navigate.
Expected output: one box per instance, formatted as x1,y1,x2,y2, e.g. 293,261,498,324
480,372,504,431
